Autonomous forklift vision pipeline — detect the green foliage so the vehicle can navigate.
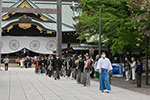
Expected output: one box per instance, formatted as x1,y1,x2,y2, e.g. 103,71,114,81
73,0,147,55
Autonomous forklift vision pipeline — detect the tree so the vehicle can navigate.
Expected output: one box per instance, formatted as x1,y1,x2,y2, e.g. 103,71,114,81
73,0,146,55
72,0,100,43
127,0,150,52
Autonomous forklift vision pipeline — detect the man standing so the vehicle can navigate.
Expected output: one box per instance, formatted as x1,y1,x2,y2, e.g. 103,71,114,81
135,58,143,88
69,55,76,79
65,58,71,78
44,56,48,74
3,56,9,71
47,55,54,77
97,52,112,93
83,56,94,86
41,57,46,74
130,57,136,84
35,57,39,74
76,55,84,84
124,57,130,81
53,55,62,80
20,58,24,68
25,56,32,68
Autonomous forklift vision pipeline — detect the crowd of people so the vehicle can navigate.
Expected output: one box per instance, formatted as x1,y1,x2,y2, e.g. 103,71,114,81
2,52,144,93
34,53,96,87
124,57,143,88
33,52,144,92
33,52,114,93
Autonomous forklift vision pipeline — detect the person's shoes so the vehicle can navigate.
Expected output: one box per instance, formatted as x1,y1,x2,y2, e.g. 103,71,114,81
71,78,74,80
125,79,129,81
135,86,141,88
103,90,110,93
131,80,135,84
105,90,110,93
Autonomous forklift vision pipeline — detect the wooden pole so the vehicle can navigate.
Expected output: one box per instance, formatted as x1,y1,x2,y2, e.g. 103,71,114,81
0,0,2,70
56,0,62,59
99,7,102,56
146,35,149,85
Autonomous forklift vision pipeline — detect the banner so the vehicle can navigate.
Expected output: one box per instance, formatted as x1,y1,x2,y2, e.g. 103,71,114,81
0,36,56,54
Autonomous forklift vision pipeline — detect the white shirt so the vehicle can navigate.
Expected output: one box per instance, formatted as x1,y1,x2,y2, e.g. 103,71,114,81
3,58,9,64
94,61,98,71
97,57,113,71
20,59,24,66
130,61,136,68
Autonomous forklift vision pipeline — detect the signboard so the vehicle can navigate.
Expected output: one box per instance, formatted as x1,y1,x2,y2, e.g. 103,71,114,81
112,63,123,77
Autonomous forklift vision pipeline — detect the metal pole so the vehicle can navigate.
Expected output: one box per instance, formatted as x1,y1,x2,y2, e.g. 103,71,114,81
99,7,102,56
56,0,62,59
0,0,2,70
146,35,149,85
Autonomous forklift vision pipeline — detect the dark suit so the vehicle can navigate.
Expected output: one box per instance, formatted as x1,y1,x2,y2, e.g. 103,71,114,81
135,62,143,87
52,58,62,79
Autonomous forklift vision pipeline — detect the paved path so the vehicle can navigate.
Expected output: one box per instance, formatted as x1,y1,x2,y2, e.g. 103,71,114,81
0,68,150,100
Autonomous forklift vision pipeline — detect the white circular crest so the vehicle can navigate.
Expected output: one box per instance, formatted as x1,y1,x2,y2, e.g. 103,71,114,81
46,40,56,51
9,40,20,50
30,40,40,50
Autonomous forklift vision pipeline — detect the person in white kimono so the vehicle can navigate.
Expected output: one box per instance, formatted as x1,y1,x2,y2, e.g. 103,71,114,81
20,58,24,68
130,57,136,84
97,52,113,93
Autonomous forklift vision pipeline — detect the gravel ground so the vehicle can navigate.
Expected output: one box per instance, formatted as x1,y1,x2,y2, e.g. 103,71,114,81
93,75,150,95
111,76,150,95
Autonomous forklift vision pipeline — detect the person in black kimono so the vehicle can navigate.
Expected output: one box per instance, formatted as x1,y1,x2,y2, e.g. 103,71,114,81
53,55,62,80
76,55,85,84
44,56,48,75
65,58,71,78
69,55,76,80
24,57,32,68
47,55,54,77
41,57,46,74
